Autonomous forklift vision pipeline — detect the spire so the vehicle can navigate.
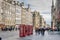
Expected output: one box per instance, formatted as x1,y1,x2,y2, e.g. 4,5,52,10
28,4,30,9
52,0,54,7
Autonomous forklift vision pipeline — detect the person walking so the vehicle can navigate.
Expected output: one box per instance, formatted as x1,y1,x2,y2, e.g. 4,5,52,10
41,28,45,36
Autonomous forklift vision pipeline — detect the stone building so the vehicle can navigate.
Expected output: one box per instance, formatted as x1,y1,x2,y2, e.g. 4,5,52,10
40,15,42,27
51,0,60,30
55,0,60,29
32,11,40,29
41,17,45,28
0,0,33,30
0,0,4,29
16,1,21,28
40,15,46,28
21,4,33,27
51,0,56,29
1,0,16,28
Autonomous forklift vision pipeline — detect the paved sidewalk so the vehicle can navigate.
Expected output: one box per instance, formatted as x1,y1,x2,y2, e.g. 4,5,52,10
2,30,35,40
0,30,60,40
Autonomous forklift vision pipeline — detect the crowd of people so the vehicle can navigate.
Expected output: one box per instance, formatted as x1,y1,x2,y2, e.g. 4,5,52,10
1,27,19,31
35,28,45,35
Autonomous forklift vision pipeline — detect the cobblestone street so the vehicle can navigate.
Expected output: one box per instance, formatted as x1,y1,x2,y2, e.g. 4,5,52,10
0,30,60,40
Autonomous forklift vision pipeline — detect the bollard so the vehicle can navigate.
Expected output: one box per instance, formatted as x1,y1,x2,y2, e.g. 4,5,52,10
0,37,2,40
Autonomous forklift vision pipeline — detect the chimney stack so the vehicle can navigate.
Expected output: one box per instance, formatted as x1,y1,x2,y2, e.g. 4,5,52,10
20,2,24,7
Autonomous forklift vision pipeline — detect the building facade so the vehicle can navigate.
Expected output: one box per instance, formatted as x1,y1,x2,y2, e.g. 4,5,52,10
0,0,33,30
51,0,60,30
32,11,40,29
0,0,4,29
1,0,16,29
21,4,33,27
40,15,42,27
16,2,21,28
41,17,45,28
51,0,56,29
55,0,60,29
40,15,46,28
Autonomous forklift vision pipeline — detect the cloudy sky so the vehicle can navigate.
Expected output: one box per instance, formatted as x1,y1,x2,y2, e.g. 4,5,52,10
18,0,52,26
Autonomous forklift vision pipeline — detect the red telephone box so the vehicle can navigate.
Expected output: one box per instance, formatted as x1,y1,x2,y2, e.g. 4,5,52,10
19,24,26,37
30,25,33,35
27,25,33,35
27,25,30,35
19,24,33,37
24,25,27,36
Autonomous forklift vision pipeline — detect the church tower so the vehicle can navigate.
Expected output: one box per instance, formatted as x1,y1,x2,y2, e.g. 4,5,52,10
51,0,54,28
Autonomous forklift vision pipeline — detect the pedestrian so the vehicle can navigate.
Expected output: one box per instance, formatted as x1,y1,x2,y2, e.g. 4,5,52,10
9,27,12,31
35,29,38,35
41,28,45,36
16,27,17,30
0,37,2,40
38,29,41,34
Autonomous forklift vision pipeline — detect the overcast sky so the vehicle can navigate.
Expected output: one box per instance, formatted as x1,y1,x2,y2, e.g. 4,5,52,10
19,0,52,26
